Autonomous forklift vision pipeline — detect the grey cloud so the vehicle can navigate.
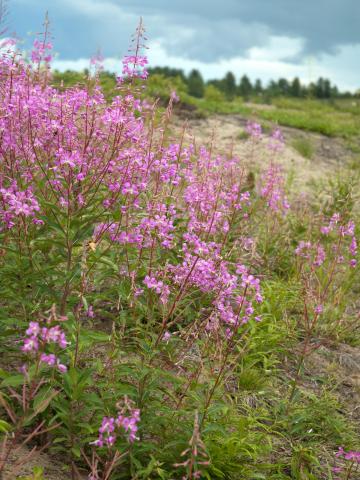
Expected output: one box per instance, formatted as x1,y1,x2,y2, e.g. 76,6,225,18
118,0,360,60
9,0,360,63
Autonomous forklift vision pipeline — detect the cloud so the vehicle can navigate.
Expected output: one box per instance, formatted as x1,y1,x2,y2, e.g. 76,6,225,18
8,0,360,90
111,0,360,60
11,0,360,62
52,39,360,92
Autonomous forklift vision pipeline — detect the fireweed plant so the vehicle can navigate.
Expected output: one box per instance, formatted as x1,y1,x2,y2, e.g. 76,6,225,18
0,17,359,480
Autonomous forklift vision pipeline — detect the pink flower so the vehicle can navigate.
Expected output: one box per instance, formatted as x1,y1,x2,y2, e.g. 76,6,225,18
40,353,57,366
350,259,357,268
350,236,357,257
99,417,115,434
268,128,285,151
22,337,39,352
171,90,180,102
315,304,323,314
26,321,40,337
314,245,326,267
56,362,67,374
162,331,171,342
91,404,140,448
245,121,262,139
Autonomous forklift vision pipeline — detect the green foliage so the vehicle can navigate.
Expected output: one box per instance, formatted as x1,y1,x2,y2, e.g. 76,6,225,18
238,75,253,99
187,69,205,98
18,466,45,480
254,98,360,138
146,74,188,103
204,84,225,103
292,136,315,159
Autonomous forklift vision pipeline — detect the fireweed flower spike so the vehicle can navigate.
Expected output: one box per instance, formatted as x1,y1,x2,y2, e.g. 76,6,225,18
260,163,290,213
267,127,285,152
245,120,262,139
21,310,69,373
90,401,140,448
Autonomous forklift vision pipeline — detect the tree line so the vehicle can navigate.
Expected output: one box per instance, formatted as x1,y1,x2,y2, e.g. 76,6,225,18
148,67,355,100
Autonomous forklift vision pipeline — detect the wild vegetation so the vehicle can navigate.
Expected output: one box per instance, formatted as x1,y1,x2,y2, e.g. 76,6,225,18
52,70,360,140
0,18,360,480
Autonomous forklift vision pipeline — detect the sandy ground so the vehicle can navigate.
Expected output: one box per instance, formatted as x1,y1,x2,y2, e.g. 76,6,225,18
3,444,82,479
172,113,355,192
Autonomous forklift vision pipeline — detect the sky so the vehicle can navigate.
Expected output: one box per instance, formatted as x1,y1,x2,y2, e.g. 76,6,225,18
5,0,360,91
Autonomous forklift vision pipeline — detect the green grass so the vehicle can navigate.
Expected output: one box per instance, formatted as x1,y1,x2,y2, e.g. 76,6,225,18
256,106,360,138
188,95,360,139
292,136,315,159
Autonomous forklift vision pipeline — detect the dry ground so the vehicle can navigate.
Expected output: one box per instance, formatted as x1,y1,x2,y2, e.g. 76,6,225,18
173,113,355,191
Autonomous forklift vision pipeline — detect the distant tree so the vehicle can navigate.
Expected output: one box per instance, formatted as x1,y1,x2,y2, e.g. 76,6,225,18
207,78,224,92
238,75,253,99
146,74,188,102
148,67,186,82
290,77,301,97
308,82,317,98
323,79,332,98
277,78,290,96
254,79,263,95
52,70,86,89
315,77,324,98
187,69,205,98
223,71,237,99
331,85,339,97
267,80,280,97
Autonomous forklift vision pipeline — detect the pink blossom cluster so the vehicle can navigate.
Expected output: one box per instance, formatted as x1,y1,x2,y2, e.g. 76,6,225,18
260,163,290,213
121,54,148,80
171,252,262,335
21,318,68,373
144,274,170,304
295,241,326,267
90,51,104,73
245,121,262,139
91,406,140,447
267,128,285,152
182,147,251,236
0,24,274,352
95,203,176,250
0,183,41,229
320,214,357,268
31,38,53,64
335,447,360,463
332,447,360,477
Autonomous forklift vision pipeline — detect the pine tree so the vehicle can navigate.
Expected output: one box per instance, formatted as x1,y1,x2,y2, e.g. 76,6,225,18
254,79,263,95
290,77,301,97
278,78,290,96
187,69,205,98
223,71,236,99
238,75,252,99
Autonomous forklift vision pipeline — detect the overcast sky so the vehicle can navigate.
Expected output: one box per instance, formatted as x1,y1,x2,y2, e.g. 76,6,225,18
7,0,360,91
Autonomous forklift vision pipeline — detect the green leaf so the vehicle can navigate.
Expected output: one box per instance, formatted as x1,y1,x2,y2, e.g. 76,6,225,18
0,419,11,433
1,374,25,387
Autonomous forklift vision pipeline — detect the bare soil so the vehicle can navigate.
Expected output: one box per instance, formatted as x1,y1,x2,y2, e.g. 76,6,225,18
172,113,356,191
